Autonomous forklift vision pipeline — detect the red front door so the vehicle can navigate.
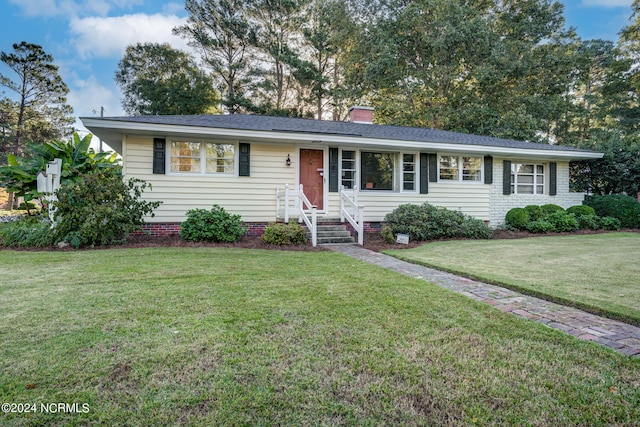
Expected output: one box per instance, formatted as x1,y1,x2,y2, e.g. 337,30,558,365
299,149,324,210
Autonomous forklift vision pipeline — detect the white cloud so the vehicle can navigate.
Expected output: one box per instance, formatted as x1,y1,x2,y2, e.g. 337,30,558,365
69,13,189,59
8,0,144,18
581,0,633,8
67,76,123,151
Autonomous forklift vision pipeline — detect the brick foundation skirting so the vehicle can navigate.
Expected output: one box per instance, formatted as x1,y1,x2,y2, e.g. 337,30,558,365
136,221,386,237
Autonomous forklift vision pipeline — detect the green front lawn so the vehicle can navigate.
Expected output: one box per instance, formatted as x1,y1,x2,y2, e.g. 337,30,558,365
1,247,638,426
385,232,640,325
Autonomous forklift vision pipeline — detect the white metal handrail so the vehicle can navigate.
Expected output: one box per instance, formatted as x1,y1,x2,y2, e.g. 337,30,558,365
340,185,364,245
276,184,317,246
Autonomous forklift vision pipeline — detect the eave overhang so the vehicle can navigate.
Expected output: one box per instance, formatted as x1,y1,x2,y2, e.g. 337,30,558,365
81,117,604,162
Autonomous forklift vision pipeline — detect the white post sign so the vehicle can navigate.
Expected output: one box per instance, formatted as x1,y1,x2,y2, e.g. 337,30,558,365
36,158,62,225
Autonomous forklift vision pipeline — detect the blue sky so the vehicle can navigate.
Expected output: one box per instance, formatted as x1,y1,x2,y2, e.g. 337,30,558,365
0,0,635,139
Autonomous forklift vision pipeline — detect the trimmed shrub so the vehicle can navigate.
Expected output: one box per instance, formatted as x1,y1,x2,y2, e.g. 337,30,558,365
523,205,544,221
384,203,491,241
545,211,579,232
526,219,555,234
576,214,601,230
53,168,161,248
261,223,307,245
181,205,247,243
380,225,395,244
566,205,596,217
505,207,529,230
541,204,565,215
601,216,621,231
0,215,54,247
584,195,640,228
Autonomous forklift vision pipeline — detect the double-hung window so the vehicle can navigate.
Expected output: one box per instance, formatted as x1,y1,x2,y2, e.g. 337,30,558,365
170,141,235,175
341,150,356,189
511,163,544,194
439,155,482,182
402,154,416,191
360,151,395,190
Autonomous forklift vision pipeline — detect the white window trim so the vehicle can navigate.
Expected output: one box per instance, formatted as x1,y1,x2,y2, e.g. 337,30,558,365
437,154,483,184
511,163,545,195
167,139,238,176
345,149,419,193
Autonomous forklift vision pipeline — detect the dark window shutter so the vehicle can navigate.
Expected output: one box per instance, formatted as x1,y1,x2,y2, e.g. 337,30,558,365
428,153,438,182
420,153,429,194
549,162,557,196
503,160,512,195
484,156,493,184
329,147,338,192
153,138,165,174
239,143,250,176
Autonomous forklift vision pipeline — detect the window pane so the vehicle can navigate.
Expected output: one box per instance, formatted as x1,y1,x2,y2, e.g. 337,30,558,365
170,141,201,173
517,185,534,194
204,143,234,174
519,164,534,174
361,152,394,190
439,155,458,180
463,170,481,181
171,157,200,173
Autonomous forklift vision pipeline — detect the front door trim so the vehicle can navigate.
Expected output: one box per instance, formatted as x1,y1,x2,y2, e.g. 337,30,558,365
297,147,327,214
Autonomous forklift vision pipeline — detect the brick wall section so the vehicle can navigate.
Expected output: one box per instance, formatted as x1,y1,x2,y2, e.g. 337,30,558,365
138,222,271,237
489,160,586,227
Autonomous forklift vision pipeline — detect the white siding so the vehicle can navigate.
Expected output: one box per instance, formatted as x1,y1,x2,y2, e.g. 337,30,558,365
124,136,296,222
124,136,581,227
489,158,586,227
328,184,490,222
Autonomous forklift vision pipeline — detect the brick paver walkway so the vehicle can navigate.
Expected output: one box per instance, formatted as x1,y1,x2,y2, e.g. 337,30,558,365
325,244,640,358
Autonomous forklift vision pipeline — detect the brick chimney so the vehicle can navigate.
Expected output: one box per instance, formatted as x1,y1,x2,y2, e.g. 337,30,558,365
349,106,374,124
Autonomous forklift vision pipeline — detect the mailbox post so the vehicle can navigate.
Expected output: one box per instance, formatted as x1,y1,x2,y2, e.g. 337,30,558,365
36,158,62,225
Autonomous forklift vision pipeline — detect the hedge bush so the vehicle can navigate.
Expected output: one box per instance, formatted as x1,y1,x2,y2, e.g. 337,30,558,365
384,203,491,241
541,204,565,215
575,214,601,230
584,195,640,228
181,205,247,243
526,219,555,234
505,207,529,230
545,211,579,232
261,223,307,245
601,216,621,231
53,168,161,248
566,205,596,217
523,205,544,221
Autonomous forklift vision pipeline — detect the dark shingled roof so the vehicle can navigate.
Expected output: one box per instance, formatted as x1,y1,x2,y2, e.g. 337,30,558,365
93,114,597,154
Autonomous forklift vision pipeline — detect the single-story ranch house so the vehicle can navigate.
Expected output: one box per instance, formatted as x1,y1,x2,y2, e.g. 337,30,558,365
81,107,603,243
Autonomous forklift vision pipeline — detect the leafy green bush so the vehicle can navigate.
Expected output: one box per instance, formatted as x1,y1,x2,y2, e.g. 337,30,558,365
584,195,640,228
380,225,395,244
261,223,307,245
566,205,596,217
600,216,621,231
541,204,565,215
505,207,529,230
523,205,544,221
526,219,555,234
384,203,491,241
545,211,579,232
181,205,246,243
53,168,161,248
576,214,601,230
0,216,54,247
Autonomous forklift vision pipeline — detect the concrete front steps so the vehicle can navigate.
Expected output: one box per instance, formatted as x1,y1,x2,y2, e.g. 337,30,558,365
304,222,355,244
